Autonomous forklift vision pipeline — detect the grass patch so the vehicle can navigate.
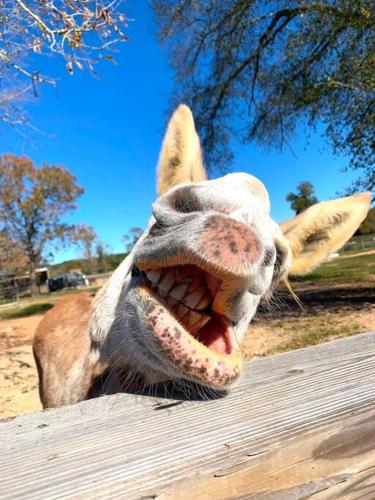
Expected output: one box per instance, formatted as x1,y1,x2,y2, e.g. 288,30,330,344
269,315,363,354
0,303,54,320
292,254,375,284
0,286,100,317
47,286,100,298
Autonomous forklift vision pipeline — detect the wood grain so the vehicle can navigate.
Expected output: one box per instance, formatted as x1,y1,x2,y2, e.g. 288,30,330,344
0,331,374,499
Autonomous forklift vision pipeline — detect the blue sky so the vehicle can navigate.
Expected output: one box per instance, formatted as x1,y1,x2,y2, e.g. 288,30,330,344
1,2,358,264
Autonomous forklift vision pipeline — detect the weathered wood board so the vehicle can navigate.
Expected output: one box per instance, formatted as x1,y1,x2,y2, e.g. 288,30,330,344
1,332,375,499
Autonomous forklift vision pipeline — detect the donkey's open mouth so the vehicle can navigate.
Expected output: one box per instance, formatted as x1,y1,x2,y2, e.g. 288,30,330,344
134,263,242,388
140,264,236,355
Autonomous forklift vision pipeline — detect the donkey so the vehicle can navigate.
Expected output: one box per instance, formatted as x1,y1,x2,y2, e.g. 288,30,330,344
33,105,371,408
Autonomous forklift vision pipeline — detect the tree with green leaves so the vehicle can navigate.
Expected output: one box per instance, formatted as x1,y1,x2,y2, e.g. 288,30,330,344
0,154,84,294
286,181,318,214
152,0,375,192
356,207,375,234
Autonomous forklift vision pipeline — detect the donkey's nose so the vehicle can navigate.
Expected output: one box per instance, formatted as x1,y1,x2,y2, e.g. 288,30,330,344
201,215,262,274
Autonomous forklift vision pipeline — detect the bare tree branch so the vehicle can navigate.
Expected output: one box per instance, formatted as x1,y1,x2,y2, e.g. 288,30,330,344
0,0,128,130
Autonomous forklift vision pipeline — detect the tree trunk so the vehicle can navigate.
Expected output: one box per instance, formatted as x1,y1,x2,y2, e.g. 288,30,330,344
29,261,38,297
14,278,19,302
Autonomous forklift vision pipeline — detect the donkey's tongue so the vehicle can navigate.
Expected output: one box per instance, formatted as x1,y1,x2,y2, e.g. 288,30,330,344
194,314,235,355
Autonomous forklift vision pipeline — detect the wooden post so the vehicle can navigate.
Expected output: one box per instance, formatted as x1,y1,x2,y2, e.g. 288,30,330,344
14,278,19,302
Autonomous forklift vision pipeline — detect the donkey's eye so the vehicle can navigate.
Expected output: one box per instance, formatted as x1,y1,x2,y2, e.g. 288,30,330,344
272,245,288,281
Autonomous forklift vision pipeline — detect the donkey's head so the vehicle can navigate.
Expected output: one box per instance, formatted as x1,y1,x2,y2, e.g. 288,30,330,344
90,105,370,391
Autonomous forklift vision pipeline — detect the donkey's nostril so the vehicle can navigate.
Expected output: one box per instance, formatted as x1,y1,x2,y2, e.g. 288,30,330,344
174,197,199,214
202,215,261,268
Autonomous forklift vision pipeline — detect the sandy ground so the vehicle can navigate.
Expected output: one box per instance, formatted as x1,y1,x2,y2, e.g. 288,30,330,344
0,287,374,420
0,315,43,420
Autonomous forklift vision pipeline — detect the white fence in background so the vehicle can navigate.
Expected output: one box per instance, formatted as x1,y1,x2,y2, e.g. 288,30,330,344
341,233,375,253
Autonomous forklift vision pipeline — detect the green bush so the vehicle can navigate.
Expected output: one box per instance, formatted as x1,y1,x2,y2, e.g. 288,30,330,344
0,303,54,320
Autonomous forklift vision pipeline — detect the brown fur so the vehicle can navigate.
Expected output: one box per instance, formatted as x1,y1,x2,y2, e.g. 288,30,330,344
33,294,98,408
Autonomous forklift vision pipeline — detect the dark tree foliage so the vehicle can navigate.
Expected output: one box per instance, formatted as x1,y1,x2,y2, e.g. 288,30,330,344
286,181,318,214
152,0,375,191
356,207,375,234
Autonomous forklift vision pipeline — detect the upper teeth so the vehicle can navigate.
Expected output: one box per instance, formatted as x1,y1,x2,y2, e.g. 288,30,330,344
184,289,204,309
144,267,212,316
146,269,161,283
170,283,189,300
158,270,175,293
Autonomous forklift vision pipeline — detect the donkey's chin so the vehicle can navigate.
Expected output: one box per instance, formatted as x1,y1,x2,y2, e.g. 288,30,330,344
134,263,243,389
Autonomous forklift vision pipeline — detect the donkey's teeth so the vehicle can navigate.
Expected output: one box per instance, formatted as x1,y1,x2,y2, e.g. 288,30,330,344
193,314,211,331
166,296,178,307
158,270,175,293
170,283,189,300
188,310,203,326
196,294,211,311
184,289,204,309
145,265,217,336
146,269,161,284
177,304,189,319
178,277,193,284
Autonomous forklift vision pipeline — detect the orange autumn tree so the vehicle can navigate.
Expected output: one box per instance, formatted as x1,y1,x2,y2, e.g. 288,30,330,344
0,154,84,295
0,230,28,274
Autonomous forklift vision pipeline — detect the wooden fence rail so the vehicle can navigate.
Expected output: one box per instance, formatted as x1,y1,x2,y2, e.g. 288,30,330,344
1,331,374,499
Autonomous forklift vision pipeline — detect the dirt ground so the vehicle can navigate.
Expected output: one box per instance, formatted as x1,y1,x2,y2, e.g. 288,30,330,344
0,283,374,420
0,315,43,419
244,287,374,358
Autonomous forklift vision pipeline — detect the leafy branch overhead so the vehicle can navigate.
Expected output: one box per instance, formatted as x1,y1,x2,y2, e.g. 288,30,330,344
0,0,128,128
152,0,375,192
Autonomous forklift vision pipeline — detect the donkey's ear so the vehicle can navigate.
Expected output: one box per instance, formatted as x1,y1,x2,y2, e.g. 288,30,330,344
281,192,371,276
157,104,207,196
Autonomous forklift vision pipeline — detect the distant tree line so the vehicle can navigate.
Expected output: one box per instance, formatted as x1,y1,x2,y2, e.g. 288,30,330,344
51,252,127,277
